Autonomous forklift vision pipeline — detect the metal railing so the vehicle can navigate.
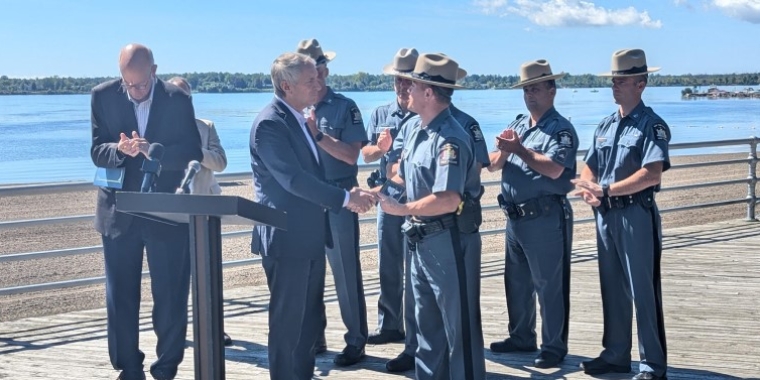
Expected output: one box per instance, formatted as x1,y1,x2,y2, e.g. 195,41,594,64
1,137,757,296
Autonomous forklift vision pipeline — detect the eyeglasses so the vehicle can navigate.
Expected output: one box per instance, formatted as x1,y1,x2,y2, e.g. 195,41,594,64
121,74,153,91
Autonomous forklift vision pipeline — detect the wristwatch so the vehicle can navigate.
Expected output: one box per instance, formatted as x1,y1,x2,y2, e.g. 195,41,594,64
602,183,610,198
315,131,324,142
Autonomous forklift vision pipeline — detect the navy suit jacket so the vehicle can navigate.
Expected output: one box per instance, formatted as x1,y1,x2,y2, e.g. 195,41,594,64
90,79,203,238
250,99,346,259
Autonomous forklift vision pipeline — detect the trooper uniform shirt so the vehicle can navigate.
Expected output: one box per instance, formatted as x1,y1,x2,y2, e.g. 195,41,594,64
501,107,579,204
366,102,415,179
450,104,490,167
399,108,480,203
584,101,671,182
315,87,368,181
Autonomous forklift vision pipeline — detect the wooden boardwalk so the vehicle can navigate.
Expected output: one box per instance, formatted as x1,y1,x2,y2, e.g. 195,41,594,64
1,220,759,379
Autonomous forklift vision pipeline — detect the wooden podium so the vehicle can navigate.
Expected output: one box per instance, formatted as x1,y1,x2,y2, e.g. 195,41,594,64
116,192,286,380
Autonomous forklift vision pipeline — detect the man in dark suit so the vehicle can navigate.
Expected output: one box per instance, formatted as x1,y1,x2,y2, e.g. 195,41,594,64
249,52,375,380
90,43,203,380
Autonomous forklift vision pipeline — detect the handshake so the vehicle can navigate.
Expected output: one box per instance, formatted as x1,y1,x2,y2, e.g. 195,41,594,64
345,187,378,214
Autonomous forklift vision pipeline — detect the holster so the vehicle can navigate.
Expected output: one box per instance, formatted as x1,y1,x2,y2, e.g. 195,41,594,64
456,185,484,233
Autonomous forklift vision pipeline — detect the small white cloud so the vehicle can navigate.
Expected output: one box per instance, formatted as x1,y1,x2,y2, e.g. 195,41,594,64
475,0,663,28
712,0,760,23
473,0,508,15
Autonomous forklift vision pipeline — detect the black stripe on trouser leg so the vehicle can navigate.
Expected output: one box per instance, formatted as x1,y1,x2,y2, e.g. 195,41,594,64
648,207,667,360
559,203,572,346
448,227,473,380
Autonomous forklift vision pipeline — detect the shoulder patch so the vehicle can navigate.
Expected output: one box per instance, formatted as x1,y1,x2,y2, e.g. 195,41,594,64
350,106,362,124
438,143,459,166
469,124,484,143
653,123,668,141
557,130,574,148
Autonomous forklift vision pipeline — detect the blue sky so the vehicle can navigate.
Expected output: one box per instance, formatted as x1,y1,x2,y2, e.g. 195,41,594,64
1,0,758,78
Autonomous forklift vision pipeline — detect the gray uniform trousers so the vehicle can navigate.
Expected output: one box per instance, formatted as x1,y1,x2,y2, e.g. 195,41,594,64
411,229,485,380
262,255,325,380
504,199,572,357
596,203,667,377
376,207,406,333
322,206,369,348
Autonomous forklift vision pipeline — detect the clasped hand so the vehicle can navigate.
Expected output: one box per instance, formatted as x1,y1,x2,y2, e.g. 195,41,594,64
118,131,150,158
346,187,377,214
571,179,602,207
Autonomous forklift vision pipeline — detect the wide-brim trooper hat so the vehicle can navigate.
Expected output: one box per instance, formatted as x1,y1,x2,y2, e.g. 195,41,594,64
296,38,336,66
398,53,466,89
598,48,660,77
510,59,566,88
382,48,419,75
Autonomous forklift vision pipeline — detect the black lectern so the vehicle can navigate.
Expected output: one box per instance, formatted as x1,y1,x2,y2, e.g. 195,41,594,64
115,192,286,380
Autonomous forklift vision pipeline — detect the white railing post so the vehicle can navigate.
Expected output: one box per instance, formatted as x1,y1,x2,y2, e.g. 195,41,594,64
747,136,758,221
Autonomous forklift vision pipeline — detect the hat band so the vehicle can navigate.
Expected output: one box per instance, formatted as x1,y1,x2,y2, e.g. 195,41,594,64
522,72,554,83
612,65,648,75
412,71,455,85
394,67,414,73
315,55,328,65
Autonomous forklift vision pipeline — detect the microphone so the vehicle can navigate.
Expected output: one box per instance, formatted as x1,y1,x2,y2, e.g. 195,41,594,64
176,160,202,194
140,143,165,193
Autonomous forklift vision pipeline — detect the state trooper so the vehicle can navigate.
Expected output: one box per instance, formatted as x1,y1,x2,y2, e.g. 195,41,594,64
361,48,418,352
487,59,578,369
450,104,490,169
573,49,670,380
378,53,486,380
297,38,369,367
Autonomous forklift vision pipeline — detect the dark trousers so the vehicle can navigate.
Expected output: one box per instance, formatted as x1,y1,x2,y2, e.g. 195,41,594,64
596,204,667,377
102,218,190,380
263,255,325,380
504,200,572,357
376,208,406,334
321,207,368,347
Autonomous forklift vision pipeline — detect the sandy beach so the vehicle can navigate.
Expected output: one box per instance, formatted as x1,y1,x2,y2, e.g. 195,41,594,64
0,152,753,321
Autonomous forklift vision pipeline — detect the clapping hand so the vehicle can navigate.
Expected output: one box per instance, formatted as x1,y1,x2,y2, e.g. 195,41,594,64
346,187,377,214
129,131,150,157
495,129,521,154
377,129,392,152
118,132,140,157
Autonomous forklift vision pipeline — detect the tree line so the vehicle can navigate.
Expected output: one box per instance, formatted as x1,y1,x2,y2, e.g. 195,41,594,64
1,72,759,95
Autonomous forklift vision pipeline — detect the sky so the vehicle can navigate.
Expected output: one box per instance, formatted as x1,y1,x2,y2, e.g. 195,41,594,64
0,0,758,78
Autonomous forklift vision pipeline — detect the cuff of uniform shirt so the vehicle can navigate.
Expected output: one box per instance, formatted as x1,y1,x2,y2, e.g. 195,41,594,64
342,190,350,207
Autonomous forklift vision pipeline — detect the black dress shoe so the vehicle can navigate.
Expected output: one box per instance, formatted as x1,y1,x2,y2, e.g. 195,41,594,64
223,332,232,347
333,345,365,366
580,356,631,375
489,338,537,353
632,371,667,380
367,329,405,345
533,351,563,368
116,373,146,380
386,352,415,372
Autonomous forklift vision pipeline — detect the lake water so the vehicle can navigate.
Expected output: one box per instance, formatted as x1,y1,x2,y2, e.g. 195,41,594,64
1,86,759,185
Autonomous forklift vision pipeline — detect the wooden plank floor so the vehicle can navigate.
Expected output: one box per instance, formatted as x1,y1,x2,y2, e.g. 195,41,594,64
1,220,759,379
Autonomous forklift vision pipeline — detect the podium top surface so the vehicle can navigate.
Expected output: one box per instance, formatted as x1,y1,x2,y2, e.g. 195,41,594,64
115,192,286,229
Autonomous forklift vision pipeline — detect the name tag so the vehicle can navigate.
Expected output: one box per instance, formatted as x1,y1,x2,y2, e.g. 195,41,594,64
93,167,125,189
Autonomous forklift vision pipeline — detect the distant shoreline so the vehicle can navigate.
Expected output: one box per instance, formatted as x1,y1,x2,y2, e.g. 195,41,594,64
2,72,759,95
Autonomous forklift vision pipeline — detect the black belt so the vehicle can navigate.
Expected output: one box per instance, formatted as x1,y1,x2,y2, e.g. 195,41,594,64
327,176,358,190
600,190,654,211
409,214,457,238
498,194,565,220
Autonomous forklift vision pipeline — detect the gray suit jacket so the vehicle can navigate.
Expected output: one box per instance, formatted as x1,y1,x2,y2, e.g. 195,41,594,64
190,118,227,195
